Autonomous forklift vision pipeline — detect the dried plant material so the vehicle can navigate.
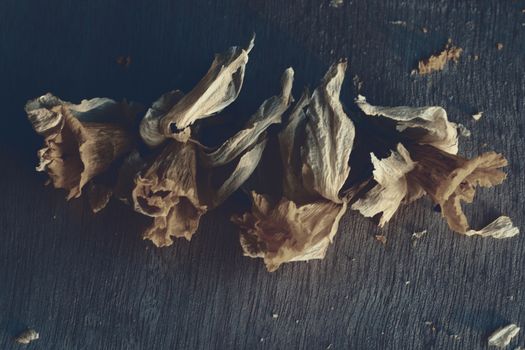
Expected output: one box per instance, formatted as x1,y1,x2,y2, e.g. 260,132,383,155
88,183,112,213
457,123,471,137
159,36,255,142
351,144,415,226
389,20,407,26
15,329,39,344
356,95,459,154
407,144,508,233
116,55,131,68
329,0,343,8
233,62,355,271
133,141,206,246
472,112,483,121
199,68,294,167
488,324,520,348
26,94,138,199
352,75,363,92
496,43,504,51
374,234,387,245
465,216,519,239
233,193,347,271
301,61,355,203
411,229,428,245
140,90,184,148
422,27,429,33
414,40,463,75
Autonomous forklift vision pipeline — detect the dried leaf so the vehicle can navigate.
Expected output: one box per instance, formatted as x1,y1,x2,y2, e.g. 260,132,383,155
26,94,139,199
159,36,255,142
232,192,347,272
414,40,463,75
465,216,519,239
301,61,355,203
356,95,459,154
15,329,39,344
488,324,520,348
351,143,415,226
132,141,206,246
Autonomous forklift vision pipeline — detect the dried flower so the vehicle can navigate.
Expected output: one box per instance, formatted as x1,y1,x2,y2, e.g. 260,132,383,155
26,93,139,199
233,61,356,270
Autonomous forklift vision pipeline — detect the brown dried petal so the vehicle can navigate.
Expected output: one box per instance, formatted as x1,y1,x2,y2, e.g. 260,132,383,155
356,95,459,154
26,96,136,199
87,183,113,213
415,40,463,75
160,36,255,141
351,143,415,226
232,192,347,272
299,61,355,203
132,141,207,246
408,144,508,233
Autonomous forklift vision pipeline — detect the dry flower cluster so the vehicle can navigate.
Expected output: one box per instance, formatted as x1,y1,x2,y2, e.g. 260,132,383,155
26,37,518,271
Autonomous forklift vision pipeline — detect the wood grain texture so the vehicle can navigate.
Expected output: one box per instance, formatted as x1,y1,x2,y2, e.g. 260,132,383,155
1,0,524,349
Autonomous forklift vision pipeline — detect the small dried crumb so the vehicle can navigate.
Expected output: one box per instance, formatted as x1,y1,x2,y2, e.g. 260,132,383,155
374,235,387,245
425,321,437,333
326,344,333,349
415,39,463,75
295,319,300,324
15,329,39,345
457,124,471,137
472,112,483,121
411,229,428,246
260,337,265,343
473,55,480,61
272,313,279,319
496,43,504,51
345,295,349,299
116,55,132,68
405,280,410,285
422,27,429,33
390,20,407,26
352,75,363,92
488,324,520,348
329,0,343,8
451,334,461,340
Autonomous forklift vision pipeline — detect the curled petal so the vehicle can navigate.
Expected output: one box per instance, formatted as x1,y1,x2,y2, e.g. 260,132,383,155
465,216,519,238
356,95,459,154
139,90,184,148
351,143,415,226
26,94,138,199
232,192,347,272
408,144,508,233
160,36,255,141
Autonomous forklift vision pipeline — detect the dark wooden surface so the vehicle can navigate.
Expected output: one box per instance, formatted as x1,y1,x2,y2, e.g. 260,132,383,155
1,1,525,349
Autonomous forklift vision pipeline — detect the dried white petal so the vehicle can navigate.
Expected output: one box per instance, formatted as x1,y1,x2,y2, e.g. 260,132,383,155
472,111,483,121
140,90,184,148
356,95,459,154
160,36,255,141
465,216,519,239
488,324,520,348
351,143,415,226
200,68,293,167
15,329,39,344
302,61,355,203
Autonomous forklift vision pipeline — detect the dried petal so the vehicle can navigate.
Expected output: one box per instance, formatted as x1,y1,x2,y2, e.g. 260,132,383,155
160,36,255,141
408,144,508,233
26,94,138,199
232,192,347,272
300,61,355,203
351,143,415,226
132,141,206,246
465,216,519,239
488,324,520,348
199,68,293,167
87,183,113,213
356,95,459,154
139,90,184,148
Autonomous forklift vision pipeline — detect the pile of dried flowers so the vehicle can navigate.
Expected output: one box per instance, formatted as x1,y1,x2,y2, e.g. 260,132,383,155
26,38,518,271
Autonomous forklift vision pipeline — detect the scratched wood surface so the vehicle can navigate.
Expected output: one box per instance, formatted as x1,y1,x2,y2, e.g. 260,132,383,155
1,0,524,349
